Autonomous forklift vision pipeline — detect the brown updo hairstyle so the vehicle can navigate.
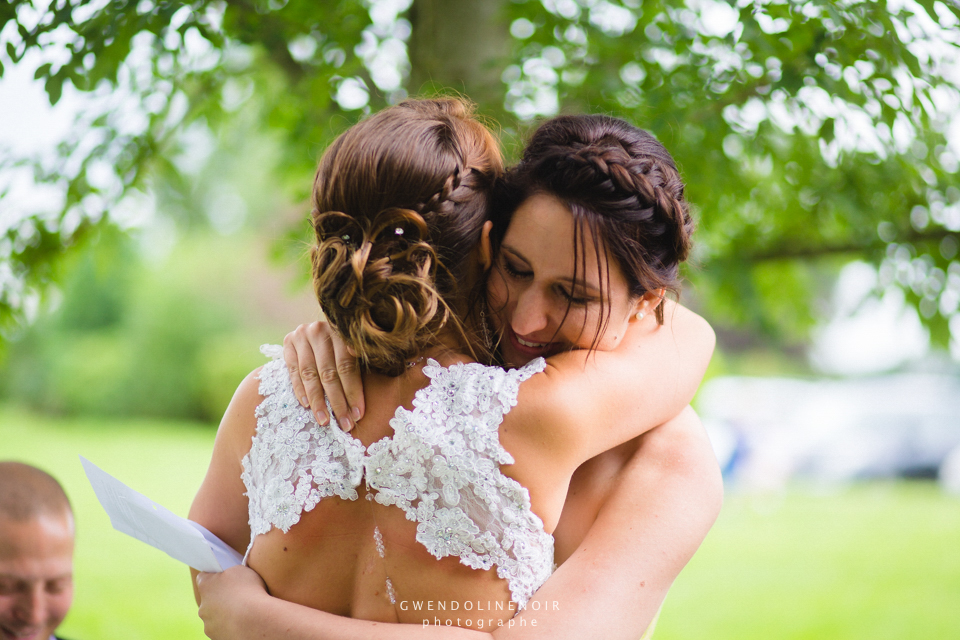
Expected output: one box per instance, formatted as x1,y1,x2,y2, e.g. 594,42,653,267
311,98,502,376
489,114,694,332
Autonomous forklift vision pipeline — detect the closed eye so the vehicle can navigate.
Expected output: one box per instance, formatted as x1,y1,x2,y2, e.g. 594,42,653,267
47,578,72,594
500,254,532,280
556,285,592,306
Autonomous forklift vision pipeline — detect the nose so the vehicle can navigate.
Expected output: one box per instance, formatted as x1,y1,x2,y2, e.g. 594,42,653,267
510,287,550,337
14,585,47,626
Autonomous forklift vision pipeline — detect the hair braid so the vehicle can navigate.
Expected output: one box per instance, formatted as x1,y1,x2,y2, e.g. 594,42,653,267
489,114,695,326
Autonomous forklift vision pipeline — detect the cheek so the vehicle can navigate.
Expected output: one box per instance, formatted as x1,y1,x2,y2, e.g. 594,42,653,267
595,312,632,349
557,306,623,349
0,595,14,619
46,589,73,625
552,307,593,346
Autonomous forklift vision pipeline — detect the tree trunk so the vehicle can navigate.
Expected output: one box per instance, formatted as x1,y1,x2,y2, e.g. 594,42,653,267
407,0,510,120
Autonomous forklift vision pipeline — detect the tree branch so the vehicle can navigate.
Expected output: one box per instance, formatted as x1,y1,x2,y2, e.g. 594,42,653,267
734,229,959,263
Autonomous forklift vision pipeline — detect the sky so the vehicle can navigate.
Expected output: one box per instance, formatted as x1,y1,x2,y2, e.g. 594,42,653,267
0,50,81,216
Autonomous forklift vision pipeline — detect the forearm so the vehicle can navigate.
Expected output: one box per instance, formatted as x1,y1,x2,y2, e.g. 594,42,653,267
200,411,720,640
204,584,492,640
526,302,715,462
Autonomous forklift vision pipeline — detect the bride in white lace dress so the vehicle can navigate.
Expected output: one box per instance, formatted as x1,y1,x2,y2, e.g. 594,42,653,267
191,99,719,638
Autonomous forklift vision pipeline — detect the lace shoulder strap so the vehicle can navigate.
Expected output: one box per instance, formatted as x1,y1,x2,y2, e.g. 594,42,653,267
364,357,552,606
241,345,366,541
422,356,545,463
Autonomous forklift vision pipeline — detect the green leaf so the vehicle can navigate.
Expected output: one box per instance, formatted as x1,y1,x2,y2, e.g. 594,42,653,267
45,74,63,105
34,62,52,80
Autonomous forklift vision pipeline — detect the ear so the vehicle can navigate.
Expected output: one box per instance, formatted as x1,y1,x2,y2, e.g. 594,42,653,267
629,288,665,322
479,220,494,271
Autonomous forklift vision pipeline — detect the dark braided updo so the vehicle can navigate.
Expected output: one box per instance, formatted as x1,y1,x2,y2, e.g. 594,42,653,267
489,114,694,326
311,98,502,376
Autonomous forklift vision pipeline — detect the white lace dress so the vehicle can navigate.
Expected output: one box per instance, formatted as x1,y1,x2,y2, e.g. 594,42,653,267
241,345,554,607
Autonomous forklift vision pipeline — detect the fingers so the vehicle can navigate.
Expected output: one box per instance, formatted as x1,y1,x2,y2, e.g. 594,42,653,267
318,343,354,432
195,570,216,595
281,333,308,409
332,334,365,427
283,325,328,425
282,322,363,431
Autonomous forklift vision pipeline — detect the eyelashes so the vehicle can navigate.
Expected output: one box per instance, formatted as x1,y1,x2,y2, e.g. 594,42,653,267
498,254,593,306
558,287,591,305
500,255,531,280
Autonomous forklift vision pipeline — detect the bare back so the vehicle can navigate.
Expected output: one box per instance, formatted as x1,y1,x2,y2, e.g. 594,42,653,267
242,349,553,628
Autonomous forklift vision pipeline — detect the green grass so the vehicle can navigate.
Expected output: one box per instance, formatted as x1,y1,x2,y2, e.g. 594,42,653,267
4,405,959,639
657,485,960,639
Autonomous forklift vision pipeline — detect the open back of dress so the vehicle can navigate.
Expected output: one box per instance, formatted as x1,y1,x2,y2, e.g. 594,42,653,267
241,346,552,625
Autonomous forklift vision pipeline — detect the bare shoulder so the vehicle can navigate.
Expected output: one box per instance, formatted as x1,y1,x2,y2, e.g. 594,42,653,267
224,367,265,428
505,360,580,446
205,365,266,469
660,300,716,356
209,366,265,456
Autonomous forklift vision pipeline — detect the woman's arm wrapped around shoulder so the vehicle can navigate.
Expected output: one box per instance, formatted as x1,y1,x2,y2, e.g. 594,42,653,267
281,300,715,445
500,301,716,470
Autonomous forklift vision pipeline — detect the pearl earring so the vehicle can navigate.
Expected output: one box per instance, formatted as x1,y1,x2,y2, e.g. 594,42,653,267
635,311,645,321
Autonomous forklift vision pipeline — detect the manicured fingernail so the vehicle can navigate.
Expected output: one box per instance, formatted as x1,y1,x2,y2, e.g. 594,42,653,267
340,416,353,432
300,396,310,408
315,410,327,425
351,406,361,421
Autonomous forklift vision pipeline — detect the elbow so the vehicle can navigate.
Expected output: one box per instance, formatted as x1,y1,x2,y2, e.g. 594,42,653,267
695,318,717,374
689,436,724,533
703,457,724,527
651,407,724,528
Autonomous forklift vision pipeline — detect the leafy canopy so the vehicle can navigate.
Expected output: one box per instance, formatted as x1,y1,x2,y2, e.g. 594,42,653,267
2,0,959,347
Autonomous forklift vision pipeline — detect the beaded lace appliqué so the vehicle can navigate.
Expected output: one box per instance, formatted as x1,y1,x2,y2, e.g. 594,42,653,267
241,345,553,607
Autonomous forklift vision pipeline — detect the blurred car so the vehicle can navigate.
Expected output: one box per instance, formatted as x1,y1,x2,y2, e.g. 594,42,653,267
698,373,960,490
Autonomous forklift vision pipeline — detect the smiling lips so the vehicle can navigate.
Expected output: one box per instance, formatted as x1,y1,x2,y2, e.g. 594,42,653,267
1,626,43,640
516,336,546,348
508,327,563,359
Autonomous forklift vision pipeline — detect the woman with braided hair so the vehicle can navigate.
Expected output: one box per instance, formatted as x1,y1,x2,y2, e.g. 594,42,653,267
193,106,720,639
484,114,695,367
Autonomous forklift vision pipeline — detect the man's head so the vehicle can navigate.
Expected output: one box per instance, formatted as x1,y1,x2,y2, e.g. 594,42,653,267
0,462,75,640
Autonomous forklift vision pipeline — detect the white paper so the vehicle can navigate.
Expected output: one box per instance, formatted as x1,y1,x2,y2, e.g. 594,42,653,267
80,456,242,572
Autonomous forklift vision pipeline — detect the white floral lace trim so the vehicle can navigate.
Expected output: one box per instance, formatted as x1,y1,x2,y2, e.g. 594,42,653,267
241,346,366,544
242,345,552,606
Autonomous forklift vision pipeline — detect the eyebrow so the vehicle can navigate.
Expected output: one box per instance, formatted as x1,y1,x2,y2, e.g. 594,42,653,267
0,572,73,582
501,244,604,295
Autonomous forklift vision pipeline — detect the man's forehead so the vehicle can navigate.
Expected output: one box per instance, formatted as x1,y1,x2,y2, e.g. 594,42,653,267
0,513,74,561
0,546,73,583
